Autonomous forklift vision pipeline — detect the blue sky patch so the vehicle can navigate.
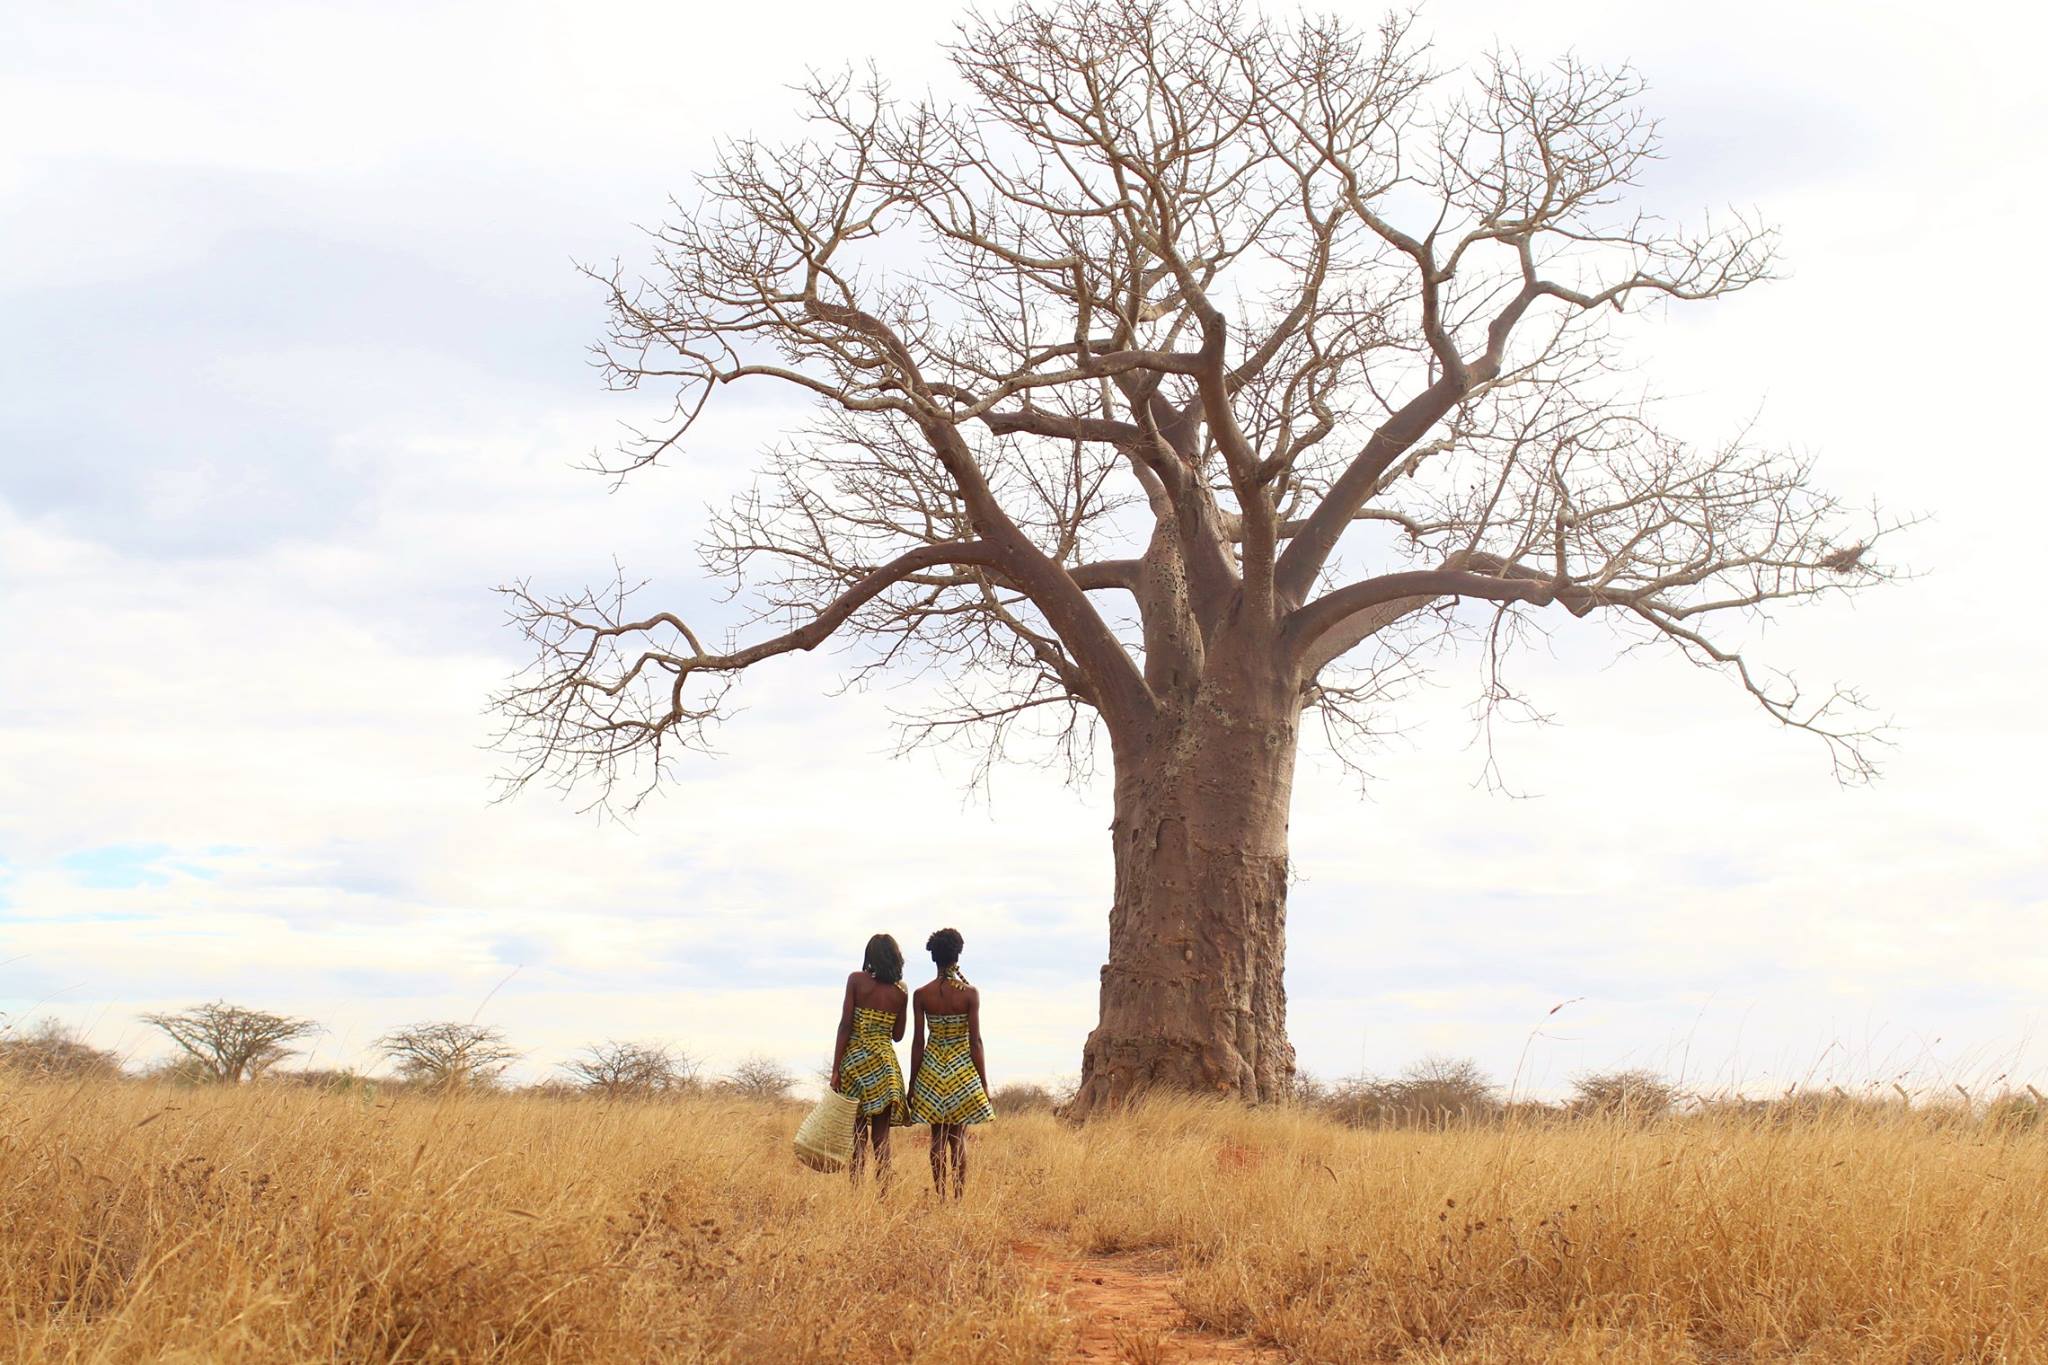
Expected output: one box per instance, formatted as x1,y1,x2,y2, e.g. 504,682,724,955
60,843,175,889
52,844,238,890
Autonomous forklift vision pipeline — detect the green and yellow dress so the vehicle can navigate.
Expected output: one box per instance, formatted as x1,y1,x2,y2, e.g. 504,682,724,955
907,991,995,1126
837,1000,908,1125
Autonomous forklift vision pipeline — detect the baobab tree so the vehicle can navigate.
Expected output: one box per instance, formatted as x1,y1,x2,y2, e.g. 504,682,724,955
497,1,1896,1111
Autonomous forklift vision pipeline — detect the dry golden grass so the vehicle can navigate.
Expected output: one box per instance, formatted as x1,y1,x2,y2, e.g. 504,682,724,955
3,1076,2043,1362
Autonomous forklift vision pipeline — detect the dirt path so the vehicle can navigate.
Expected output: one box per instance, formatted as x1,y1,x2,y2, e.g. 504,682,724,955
1014,1242,1278,1363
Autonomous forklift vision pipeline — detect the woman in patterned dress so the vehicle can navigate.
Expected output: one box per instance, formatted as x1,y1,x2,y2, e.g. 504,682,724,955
830,934,909,1183
906,927,994,1198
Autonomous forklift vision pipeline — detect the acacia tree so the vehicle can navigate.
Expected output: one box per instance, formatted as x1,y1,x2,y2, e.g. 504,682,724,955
498,1,1895,1110
376,1022,519,1090
564,1039,699,1097
722,1056,798,1102
139,1001,319,1084
1570,1067,1680,1119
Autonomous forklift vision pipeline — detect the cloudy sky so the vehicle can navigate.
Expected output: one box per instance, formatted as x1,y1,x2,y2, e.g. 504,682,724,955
3,0,2042,1097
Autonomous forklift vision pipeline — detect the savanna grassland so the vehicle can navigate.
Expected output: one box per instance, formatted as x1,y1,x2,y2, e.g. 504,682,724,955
3,1077,2043,1363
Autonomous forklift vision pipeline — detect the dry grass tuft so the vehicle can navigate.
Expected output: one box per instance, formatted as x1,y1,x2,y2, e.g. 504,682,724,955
3,1077,2042,1361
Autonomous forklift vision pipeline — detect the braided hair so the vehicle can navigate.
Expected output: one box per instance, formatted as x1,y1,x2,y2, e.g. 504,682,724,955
926,927,968,984
863,933,905,986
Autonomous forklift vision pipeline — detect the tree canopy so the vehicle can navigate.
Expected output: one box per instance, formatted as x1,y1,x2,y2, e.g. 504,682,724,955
498,1,1893,809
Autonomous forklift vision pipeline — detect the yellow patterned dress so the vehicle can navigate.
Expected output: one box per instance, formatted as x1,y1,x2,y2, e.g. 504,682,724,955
907,1010,995,1126
837,1003,908,1125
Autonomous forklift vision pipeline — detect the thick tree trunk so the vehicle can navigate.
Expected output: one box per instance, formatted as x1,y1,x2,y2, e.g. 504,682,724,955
1072,662,1300,1111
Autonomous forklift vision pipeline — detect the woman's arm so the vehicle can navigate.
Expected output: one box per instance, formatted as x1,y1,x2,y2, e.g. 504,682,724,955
909,995,927,1087
891,982,908,1043
966,988,989,1094
829,974,855,1092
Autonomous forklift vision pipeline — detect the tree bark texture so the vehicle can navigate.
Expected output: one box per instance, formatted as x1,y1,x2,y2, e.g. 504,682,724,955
1074,650,1300,1109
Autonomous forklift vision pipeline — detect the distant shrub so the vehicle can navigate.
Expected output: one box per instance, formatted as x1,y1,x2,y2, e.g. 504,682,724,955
1916,1093,1981,1133
1686,1085,1919,1127
1383,1055,1501,1126
1502,1099,1566,1125
1778,1088,1856,1122
1310,1058,1500,1129
992,1082,1058,1114
138,1054,219,1087
268,1067,377,1097
563,1041,698,1099
0,1019,120,1079
718,1056,797,1102
1987,1090,2046,1132
1318,1074,1390,1127
377,1022,518,1091
1570,1068,1678,1120
1286,1070,1329,1106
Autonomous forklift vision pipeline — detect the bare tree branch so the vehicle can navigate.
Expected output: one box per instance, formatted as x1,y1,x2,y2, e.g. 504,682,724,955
499,0,1891,809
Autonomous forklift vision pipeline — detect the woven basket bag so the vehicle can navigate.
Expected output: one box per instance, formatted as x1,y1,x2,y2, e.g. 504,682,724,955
793,1088,858,1172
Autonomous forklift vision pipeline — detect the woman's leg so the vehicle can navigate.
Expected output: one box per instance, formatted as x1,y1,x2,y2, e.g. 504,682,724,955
946,1124,968,1198
848,1112,871,1183
927,1123,951,1195
869,1115,892,1186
